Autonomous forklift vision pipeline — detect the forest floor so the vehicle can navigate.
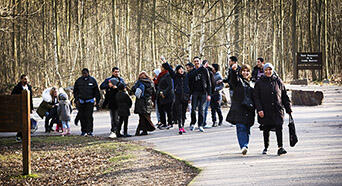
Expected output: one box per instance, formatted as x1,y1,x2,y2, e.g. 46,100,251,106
0,136,200,185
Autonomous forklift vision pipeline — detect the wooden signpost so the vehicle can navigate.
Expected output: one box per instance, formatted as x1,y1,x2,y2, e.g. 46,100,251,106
0,91,31,175
296,52,323,80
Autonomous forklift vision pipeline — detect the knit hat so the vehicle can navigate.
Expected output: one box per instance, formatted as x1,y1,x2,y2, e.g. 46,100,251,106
58,93,68,101
109,78,119,86
117,82,125,91
263,63,274,71
153,69,161,76
175,65,184,72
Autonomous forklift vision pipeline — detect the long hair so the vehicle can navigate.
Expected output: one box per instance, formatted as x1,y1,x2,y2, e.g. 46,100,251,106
240,64,252,81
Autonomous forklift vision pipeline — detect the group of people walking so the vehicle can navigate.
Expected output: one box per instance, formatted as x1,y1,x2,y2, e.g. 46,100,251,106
12,55,292,156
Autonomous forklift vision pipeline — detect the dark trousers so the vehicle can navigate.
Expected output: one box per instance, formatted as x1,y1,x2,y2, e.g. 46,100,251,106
158,102,173,125
136,114,154,135
263,126,283,148
118,116,129,135
175,94,187,128
110,109,119,133
79,102,94,134
190,92,207,127
210,93,223,123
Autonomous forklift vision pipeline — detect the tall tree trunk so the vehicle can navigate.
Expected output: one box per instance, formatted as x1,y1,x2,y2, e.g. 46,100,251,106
52,0,63,86
187,0,195,62
233,0,240,55
125,0,131,81
280,0,285,80
79,0,85,68
151,0,156,68
324,0,329,79
272,0,277,70
112,0,118,68
136,0,143,77
292,0,298,79
199,0,206,57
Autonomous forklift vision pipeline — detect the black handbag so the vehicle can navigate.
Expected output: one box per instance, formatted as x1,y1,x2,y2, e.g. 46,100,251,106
288,114,298,147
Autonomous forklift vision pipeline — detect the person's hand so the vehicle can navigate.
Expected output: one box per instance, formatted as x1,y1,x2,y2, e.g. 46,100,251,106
258,110,264,118
232,64,238,71
108,82,114,88
217,80,223,84
160,56,166,62
113,85,117,89
207,95,211,101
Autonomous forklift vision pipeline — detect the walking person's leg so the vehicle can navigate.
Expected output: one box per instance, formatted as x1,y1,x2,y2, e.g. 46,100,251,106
123,116,130,137
211,101,217,127
158,102,167,128
275,126,287,155
197,94,207,131
190,93,199,130
262,128,270,154
165,102,173,127
85,102,94,135
116,116,124,137
79,104,87,135
203,100,210,128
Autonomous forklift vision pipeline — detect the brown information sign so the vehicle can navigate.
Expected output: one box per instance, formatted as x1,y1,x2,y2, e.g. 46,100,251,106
297,52,323,80
0,91,31,175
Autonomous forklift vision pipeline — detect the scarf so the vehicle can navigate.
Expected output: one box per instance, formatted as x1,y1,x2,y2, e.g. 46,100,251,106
154,70,168,85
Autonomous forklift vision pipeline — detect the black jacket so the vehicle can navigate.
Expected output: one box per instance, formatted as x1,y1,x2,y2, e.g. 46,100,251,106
251,65,264,82
131,78,155,115
223,65,241,89
226,70,255,126
188,66,212,95
165,64,190,102
73,76,101,103
254,75,292,127
156,72,174,105
115,91,132,116
11,82,33,112
103,87,118,110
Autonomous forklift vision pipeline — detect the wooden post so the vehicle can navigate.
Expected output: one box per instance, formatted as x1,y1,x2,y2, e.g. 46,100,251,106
22,91,31,175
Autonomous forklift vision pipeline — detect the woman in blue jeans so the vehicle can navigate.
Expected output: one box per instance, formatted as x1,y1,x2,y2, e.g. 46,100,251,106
226,64,255,155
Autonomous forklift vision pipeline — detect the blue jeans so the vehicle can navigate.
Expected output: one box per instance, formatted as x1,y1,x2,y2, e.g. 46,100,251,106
190,92,207,127
236,124,251,149
203,100,210,126
62,121,70,129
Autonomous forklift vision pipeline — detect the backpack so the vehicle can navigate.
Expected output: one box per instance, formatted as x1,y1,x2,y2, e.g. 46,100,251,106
135,81,145,99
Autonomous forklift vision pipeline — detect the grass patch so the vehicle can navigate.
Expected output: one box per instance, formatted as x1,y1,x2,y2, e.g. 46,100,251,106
0,153,21,161
11,174,40,179
109,154,135,163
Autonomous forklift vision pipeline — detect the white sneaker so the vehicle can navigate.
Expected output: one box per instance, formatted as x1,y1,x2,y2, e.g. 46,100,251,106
242,147,248,155
199,126,205,132
190,125,195,131
108,132,116,139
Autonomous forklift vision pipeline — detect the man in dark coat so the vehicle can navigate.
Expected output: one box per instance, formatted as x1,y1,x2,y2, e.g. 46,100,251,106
73,68,101,136
251,57,265,82
254,63,292,155
188,56,212,132
223,56,241,100
11,74,33,142
100,67,126,139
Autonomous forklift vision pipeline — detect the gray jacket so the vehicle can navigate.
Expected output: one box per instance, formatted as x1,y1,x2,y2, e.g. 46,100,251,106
213,72,224,92
57,100,73,121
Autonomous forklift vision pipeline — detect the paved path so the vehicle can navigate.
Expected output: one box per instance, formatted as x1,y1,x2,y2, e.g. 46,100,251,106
2,85,342,185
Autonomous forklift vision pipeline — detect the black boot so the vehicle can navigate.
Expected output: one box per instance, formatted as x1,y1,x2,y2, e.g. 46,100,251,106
277,147,287,156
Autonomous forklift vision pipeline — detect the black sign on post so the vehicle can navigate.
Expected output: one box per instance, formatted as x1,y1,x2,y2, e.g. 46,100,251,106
296,52,323,80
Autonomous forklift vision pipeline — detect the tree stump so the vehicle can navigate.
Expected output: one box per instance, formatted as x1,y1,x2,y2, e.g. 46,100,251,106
291,90,324,106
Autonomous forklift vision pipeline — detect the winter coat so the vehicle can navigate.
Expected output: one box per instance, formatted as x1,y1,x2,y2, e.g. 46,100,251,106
188,66,212,95
156,72,174,105
251,65,264,82
211,72,224,102
223,65,241,89
102,87,119,110
226,69,255,126
73,76,101,103
132,78,155,115
254,75,292,128
11,82,33,112
36,88,58,118
165,63,190,102
57,100,72,121
115,91,132,116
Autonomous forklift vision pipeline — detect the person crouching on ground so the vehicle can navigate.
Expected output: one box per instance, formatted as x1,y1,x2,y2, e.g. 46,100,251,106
226,64,255,155
254,63,292,156
57,92,73,136
115,83,133,137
